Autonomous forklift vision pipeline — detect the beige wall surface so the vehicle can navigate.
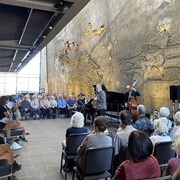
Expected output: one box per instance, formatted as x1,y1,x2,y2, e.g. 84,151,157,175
46,0,180,113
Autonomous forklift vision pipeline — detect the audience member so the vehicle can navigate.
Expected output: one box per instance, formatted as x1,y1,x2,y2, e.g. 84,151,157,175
166,129,180,176
170,111,180,141
57,95,67,118
62,112,88,170
150,120,171,146
150,110,159,125
0,136,21,173
10,106,28,142
66,96,76,117
64,112,88,142
134,104,154,136
39,95,46,119
156,107,172,133
0,96,19,144
49,96,57,119
77,116,112,172
114,110,136,173
172,168,180,180
20,95,31,119
30,95,40,119
42,95,51,119
114,131,160,180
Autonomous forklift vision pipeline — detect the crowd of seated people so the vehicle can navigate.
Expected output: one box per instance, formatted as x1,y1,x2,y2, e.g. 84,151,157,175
5,91,97,121
61,104,180,179
2,91,180,179
5,92,77,120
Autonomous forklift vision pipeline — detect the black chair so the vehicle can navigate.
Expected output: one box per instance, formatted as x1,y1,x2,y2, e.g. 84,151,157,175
72,146,114,180
1,129,24,150
0,159,15,180
143,175,172,180
60,133,89,180
153,141,176,176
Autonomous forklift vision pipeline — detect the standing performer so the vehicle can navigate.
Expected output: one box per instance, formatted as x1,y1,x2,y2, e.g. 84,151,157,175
94,84,107,116
124,81,140,120
124,81,140,107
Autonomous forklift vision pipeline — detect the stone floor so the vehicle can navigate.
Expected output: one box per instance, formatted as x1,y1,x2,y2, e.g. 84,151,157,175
13,117,117,180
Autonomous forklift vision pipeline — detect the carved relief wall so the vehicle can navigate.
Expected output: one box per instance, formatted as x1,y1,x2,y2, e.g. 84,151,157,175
46,0,180,112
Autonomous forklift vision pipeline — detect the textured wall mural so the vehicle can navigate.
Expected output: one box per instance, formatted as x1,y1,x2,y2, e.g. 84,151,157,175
46,0,180,113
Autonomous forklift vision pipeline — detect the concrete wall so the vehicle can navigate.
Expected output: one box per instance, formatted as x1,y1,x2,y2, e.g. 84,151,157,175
46,0,180,113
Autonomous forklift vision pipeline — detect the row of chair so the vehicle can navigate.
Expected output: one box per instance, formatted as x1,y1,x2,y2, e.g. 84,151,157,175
60,133,176,180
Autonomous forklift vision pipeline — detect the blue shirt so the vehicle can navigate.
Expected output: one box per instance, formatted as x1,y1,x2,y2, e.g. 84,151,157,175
57,99,66,108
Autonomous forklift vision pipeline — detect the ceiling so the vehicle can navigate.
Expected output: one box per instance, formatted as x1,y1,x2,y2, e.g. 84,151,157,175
0,0,91,72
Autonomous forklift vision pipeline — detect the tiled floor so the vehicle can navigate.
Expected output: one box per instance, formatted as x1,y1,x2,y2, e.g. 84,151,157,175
13,117,117,180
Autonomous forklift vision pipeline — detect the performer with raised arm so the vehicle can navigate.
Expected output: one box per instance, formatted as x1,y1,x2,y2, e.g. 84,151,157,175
124,81,140,120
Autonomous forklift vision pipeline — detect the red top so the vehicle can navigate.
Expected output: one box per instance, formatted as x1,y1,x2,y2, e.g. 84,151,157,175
166,158,180,176
115,155,160,180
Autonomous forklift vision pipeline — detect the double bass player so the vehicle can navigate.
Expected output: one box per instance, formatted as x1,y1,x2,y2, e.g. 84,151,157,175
124,81,141,120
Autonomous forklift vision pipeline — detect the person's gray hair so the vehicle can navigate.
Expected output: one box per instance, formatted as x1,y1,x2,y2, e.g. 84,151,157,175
174,111,180,122
96,84,102,92
160,107,170,117
70,112,84,128
153,119,168,133
137,104,146,114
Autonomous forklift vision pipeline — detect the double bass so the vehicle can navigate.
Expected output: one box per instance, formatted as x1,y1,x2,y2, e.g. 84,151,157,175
127,81,138,121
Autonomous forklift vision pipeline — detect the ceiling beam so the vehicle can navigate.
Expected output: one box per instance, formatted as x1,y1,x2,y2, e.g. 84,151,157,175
17,0,91,71
0,0,58,12
0,41,35,51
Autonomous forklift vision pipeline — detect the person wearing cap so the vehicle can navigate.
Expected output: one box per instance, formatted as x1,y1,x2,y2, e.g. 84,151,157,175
94,84,107,116
156,107,172,134
77,116,112,171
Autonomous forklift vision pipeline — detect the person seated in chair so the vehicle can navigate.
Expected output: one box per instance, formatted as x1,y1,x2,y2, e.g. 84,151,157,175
114,110,137,174
150,120,171,147
114,131,160,180
62,112,88,170
49,96,57,119
66,96,76,118
77,116,112,172
57,95,67,118
30,95,41,119
20,95,31,119
155,107,172,134
166,128,180,176
170,111,180,141
10,106,28,142
134,104,154,136
0,136,21,173
0,96,20,144
77,94,86,119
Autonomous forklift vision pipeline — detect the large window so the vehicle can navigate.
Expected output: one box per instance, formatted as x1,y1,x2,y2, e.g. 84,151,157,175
0,53,40,95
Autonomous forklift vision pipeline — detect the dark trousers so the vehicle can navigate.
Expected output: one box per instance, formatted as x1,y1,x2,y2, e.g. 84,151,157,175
97,109,105,116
